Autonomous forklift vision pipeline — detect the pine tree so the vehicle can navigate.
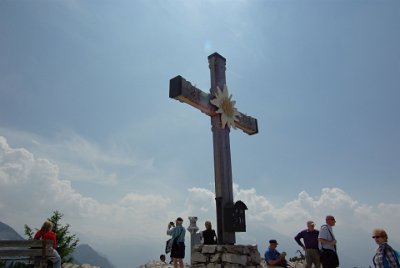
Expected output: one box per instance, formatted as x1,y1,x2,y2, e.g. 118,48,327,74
25,210,79,263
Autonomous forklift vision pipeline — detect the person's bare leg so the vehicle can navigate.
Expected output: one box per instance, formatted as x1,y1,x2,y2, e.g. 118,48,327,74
173,258,178,268
178,258,184,268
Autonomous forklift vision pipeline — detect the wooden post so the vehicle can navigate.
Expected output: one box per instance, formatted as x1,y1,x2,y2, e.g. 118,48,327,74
209,53,235,244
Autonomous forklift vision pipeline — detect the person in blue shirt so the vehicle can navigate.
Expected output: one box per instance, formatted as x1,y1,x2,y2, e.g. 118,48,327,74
294,221,320,268
264,239,288,267
167,217,186,268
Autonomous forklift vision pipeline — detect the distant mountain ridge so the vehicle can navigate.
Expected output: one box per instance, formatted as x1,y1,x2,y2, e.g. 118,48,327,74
72,244,114,268
0,221,114,268
0,221,24,240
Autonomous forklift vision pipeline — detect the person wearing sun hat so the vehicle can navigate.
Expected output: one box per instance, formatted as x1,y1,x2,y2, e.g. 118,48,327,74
294,220,320,268
264,239,288,267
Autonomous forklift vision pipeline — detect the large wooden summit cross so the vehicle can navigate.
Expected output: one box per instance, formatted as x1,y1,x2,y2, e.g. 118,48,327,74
169,53,258,244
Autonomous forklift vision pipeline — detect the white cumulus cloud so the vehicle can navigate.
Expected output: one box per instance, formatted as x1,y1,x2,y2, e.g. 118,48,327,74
1,134,399,268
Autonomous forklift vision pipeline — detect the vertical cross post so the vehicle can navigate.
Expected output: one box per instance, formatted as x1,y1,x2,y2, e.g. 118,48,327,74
209,53,235,244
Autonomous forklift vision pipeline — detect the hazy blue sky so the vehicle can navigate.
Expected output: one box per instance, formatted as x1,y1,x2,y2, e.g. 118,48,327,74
1,1,399,267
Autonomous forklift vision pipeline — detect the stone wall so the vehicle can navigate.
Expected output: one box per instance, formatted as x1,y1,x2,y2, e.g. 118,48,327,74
191,244,262,268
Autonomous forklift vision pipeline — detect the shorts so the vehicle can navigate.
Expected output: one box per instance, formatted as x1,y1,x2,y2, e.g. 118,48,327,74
171,242,185,259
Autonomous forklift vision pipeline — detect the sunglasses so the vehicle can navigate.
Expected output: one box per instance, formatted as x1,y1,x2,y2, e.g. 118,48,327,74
372,236,381,239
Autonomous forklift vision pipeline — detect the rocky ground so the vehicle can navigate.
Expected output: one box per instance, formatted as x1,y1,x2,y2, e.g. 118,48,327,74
138,260,188,268
62,264,100,268
138,260,305,268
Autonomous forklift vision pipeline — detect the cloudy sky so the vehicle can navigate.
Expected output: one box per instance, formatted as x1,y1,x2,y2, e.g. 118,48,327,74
1,0,399,267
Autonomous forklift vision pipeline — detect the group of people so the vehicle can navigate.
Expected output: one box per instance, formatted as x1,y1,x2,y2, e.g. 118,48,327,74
165,217,217,268
264,215,399,268
35,215,398,268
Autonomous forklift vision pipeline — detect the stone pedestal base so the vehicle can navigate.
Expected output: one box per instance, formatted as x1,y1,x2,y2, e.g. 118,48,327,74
191,244,262,268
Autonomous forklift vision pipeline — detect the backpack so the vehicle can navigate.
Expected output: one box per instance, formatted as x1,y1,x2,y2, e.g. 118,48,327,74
383,244,400,268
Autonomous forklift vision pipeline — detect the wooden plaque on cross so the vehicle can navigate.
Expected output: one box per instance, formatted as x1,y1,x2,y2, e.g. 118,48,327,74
169,52,258,244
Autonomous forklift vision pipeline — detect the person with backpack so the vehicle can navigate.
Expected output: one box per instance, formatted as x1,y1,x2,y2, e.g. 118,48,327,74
372,228,400,268
34,221,61,268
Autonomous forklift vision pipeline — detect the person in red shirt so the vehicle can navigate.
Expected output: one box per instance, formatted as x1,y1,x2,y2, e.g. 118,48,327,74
34,221,61,268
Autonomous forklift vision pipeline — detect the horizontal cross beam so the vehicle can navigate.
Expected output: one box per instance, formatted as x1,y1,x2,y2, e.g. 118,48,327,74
169,75,258,135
